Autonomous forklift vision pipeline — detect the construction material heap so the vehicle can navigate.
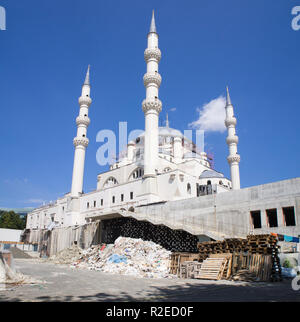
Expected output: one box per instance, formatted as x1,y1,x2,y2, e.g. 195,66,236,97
71,237,175,279
171,234,282,282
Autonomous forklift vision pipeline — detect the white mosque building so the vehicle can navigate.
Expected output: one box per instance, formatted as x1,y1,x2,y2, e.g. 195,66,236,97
25,13,299,248
26,12,238,230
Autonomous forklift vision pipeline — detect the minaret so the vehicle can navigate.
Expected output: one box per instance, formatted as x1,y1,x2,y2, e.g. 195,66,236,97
166,112,169,127
225,86,240,190
141,10,162,200
70,66,92,197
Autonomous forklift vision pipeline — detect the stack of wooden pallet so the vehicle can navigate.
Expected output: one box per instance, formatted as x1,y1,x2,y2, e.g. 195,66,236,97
179,261,202,279
197,238,249,260
195,234,281,282
195,254,232,280
169,252,200,275
247,234,282,281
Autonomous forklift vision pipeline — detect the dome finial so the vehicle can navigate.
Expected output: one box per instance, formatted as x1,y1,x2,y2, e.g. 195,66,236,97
149,9,157,33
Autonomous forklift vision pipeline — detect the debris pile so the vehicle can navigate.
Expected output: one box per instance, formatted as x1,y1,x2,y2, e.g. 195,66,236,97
71,237,175,279
48,244,83,264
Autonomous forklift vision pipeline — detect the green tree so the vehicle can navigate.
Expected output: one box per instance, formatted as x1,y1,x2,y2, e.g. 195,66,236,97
0,211,26,229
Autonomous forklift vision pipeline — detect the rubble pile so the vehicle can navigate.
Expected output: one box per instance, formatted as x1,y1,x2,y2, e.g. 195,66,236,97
71,237,175,279
48,244,83,264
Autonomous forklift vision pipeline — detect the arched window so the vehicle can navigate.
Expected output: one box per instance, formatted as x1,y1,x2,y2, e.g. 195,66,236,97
103,177,118,188
207,180,211,185
130,168,144,181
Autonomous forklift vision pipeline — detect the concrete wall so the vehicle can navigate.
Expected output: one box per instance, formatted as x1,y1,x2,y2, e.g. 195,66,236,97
0,228,23,242
27,177,300,254
132,177,300,239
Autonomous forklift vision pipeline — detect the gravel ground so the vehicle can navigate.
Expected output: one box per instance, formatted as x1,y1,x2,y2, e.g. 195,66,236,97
0,259,299,302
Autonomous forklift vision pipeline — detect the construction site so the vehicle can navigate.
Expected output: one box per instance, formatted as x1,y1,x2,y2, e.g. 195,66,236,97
1,5,300,304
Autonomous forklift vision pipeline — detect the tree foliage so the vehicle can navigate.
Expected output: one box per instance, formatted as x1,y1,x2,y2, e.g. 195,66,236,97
0,211,27,230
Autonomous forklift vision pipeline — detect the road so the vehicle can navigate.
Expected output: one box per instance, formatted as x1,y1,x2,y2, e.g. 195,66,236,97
0,259,299,302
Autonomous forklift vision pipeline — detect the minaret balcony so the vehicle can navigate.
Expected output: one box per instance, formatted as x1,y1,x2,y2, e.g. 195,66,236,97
78,96,92,107
76,116,90,127
73,136,89,147
144,48,161,62
225,117,237,127
227,154,240,164
142,98,162,114
143,72,162,87
226,135,239,145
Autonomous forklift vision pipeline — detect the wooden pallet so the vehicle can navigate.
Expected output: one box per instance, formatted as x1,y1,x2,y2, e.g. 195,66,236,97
195,255,230,280
169,252,199,275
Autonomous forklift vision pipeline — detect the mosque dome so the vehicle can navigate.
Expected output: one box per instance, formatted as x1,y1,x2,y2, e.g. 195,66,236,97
136,126,183,141
200,170,224,179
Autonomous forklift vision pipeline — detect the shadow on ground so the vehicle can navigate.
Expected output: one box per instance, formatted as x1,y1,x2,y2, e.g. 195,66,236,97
0,280,298,302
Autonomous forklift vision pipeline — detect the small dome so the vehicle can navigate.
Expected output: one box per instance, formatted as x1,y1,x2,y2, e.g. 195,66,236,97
200,170,224,179
158,126,183,138
137,126,183,139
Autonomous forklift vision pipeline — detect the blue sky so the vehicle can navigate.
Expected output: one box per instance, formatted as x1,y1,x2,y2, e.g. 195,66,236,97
0,0,299,208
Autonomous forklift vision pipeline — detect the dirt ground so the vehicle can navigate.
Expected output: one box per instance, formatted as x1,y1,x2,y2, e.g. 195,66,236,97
0,258,299,302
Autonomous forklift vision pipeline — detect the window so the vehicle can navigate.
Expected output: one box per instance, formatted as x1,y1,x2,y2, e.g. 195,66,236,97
207,180,211,185
87,202,89,209
283,207,296,226
250,211,261,229
121,194,124,202
187,183,191,194
130,192,133,200
131,168,144,180
93,201,96,208
104,177,118,187
100,199,103,206
266,209,278,228
112,196,115,203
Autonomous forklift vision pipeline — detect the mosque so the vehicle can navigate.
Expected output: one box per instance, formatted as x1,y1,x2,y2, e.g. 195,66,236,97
25,12,299,253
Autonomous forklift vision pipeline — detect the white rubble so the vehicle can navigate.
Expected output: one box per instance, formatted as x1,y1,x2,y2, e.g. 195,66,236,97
70,237,176,279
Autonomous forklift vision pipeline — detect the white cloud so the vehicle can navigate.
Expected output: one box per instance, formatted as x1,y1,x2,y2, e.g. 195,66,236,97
189,96,226,133
169,107,176,112
25,199,46,204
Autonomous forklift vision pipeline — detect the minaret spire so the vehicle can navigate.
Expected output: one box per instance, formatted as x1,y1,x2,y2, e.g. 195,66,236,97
166,112,169,127
84,65,90,86
70,66,92,198
149,10,157,33
225,86,241,190
226,86,232,105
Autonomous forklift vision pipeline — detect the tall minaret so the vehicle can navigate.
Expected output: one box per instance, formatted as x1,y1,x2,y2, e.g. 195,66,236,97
70,66,92,197
225,86,240,190
141,10,162,200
